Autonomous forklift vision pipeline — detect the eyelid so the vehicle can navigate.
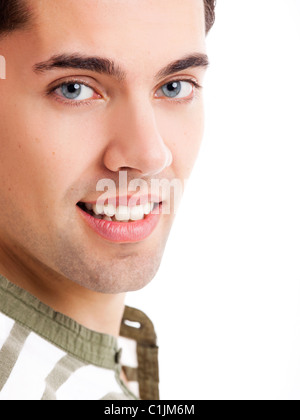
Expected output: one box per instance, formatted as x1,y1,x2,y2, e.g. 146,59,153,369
156,73,201,87
154,78,202,101
46,77,103,98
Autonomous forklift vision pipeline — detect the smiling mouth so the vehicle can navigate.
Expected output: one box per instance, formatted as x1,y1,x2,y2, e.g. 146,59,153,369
77,200,162,243
77,201,161,223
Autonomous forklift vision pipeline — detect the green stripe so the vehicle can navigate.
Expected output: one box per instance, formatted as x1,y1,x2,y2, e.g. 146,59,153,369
0,322,30,391
41,355,86,400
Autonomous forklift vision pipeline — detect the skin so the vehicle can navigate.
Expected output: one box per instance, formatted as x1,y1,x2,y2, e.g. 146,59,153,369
0,0,207,337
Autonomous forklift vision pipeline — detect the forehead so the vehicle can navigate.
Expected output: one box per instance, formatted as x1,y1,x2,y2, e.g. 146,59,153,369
29,0,206,76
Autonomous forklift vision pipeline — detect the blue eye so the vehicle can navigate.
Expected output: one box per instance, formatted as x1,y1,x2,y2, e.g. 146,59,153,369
55,82,95,101
162,81,182,98
156,80,194,99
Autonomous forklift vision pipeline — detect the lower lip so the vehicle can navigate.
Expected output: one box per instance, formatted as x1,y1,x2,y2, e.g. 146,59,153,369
77,204,162,243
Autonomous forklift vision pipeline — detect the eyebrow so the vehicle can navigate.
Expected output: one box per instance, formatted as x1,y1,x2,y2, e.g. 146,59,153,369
155,53,209,79
33,52,209,81
34,54,126,81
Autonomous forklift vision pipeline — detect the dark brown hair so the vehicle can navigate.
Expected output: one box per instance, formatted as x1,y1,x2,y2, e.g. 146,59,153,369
0,0,33,34
204,0,216,33
0,0,216,35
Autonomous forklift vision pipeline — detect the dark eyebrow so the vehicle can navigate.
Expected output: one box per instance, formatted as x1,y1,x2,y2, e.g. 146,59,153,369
155,53,209,79
33,52,209,81
33,54,126,82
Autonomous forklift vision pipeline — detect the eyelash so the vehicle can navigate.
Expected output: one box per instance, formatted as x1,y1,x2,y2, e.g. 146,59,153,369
47,78,202,107
157,79,202,104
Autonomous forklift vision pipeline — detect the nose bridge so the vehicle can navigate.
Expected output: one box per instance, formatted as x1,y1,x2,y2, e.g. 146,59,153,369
103,94,172,176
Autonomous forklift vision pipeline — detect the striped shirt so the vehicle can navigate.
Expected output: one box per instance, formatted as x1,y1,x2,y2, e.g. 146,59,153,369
0,275,159,400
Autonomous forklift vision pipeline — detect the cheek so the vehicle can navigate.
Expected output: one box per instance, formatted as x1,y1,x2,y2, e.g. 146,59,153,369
0,110,66,217
0,96,102,206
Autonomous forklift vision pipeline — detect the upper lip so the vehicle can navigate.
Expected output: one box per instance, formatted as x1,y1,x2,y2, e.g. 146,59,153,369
79,194,163,208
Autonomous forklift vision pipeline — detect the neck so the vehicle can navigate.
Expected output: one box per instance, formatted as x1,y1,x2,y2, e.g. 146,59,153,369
0,245,126,338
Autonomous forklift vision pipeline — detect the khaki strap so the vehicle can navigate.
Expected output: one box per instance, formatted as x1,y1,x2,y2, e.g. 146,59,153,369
120,306,160,401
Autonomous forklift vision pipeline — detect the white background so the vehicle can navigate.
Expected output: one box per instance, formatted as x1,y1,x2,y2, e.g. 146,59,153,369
126,0,300,400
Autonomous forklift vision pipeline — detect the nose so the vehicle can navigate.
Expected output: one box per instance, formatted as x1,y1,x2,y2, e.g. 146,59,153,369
103,98,173,177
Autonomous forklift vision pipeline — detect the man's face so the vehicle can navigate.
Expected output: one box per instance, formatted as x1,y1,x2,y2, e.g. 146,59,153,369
0,0,207,293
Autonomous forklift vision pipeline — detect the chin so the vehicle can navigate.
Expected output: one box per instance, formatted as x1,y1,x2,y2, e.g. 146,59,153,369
51,216,172,294
71,260,162,294
54,242,165,295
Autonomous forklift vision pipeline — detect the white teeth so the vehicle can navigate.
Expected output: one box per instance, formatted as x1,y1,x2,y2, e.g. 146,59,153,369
92,203,104,215
104,204,116,217
130,205,145,221
143,203,152,215
89,202,157,222
115,206,131,222
143,202,155,215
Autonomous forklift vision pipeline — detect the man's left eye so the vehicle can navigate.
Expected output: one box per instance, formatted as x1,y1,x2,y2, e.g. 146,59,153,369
55,83,95,101
156,81,194,99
